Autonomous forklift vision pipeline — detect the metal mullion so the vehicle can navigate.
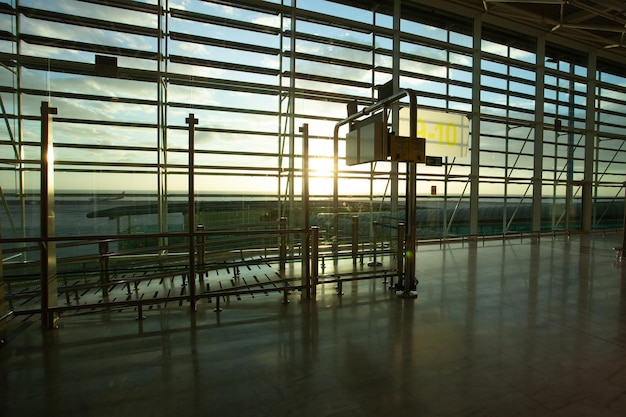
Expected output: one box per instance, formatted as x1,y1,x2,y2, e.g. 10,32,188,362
175,126,278,137
282,71,371,88
169,8,280,35
400,29,472,57
20,6,160,38
595,94,626,108
201,0,280,16
5,115,154,128
168,102,279,117
480,83,537,101
16,0,27,259
54,160,159,169
480,100,536,117
278,2,286,220
376,65,473,90
284,30,373,52
20,34,160,61
53,118,156,129
169,55,280,76
282,50,372,70
17,88,157,106
54,167,156,175
53,143,157,152
169,31,279,56
76,0,160,14
167,73,280,96
290,87,374,104
5,53,161,83
168,148,282,159
482,70,535,86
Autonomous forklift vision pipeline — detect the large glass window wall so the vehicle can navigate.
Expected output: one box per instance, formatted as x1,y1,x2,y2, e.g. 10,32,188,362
2,0,626,251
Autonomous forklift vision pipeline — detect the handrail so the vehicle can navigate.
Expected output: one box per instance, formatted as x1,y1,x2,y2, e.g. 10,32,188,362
0,310,13,322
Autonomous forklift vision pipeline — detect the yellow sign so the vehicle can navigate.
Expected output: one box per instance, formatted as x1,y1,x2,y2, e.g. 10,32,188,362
399,108,470,157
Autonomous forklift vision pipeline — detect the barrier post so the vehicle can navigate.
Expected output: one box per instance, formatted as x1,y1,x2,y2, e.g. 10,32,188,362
368,221,382,267
196,225,205,281
352,216,358,265
311,226,319,300
99,241,110,298
279,217,287,275
393,222,405,289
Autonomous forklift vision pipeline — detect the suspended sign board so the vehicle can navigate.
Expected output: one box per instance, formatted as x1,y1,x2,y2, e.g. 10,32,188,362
399,108,470,157
346,114,387,166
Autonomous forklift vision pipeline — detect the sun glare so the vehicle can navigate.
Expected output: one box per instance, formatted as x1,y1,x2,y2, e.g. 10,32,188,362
307,156,336,197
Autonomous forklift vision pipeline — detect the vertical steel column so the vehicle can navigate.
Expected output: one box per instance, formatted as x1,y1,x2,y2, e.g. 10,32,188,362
582,51,597,232
566,64,575,231
469,15,482,236
288,1,297,237
391,0,400,234
300,123,311,299
16,0,27,263
186,113,198,312
157,0,169,247
533,36,545,233
40,101,58,329
398,91,418,298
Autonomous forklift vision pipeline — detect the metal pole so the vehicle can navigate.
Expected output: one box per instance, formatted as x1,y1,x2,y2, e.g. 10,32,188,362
279,217,287,275
99,241,110,299
351,215,358,265
300,124,310,299
196,224,205,281
400,88,418,298
395,222,405,289
533,36,545,233
566,66,575,231
40,101,59,329
400,161,418,298
368,220,382,267
186,113,198,312
311,226,319,300
622,182,626,253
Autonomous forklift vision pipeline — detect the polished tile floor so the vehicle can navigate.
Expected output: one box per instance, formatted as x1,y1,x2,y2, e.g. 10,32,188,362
2,234,626,417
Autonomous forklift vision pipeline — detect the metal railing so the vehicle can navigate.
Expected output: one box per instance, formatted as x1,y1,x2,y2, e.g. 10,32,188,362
1,217,405,326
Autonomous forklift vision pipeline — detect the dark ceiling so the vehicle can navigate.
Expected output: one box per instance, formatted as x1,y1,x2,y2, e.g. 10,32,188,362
463,0,626,51
337,0,626,70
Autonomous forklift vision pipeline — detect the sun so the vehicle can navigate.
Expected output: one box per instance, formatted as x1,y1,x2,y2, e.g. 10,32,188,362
307,156,335,197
